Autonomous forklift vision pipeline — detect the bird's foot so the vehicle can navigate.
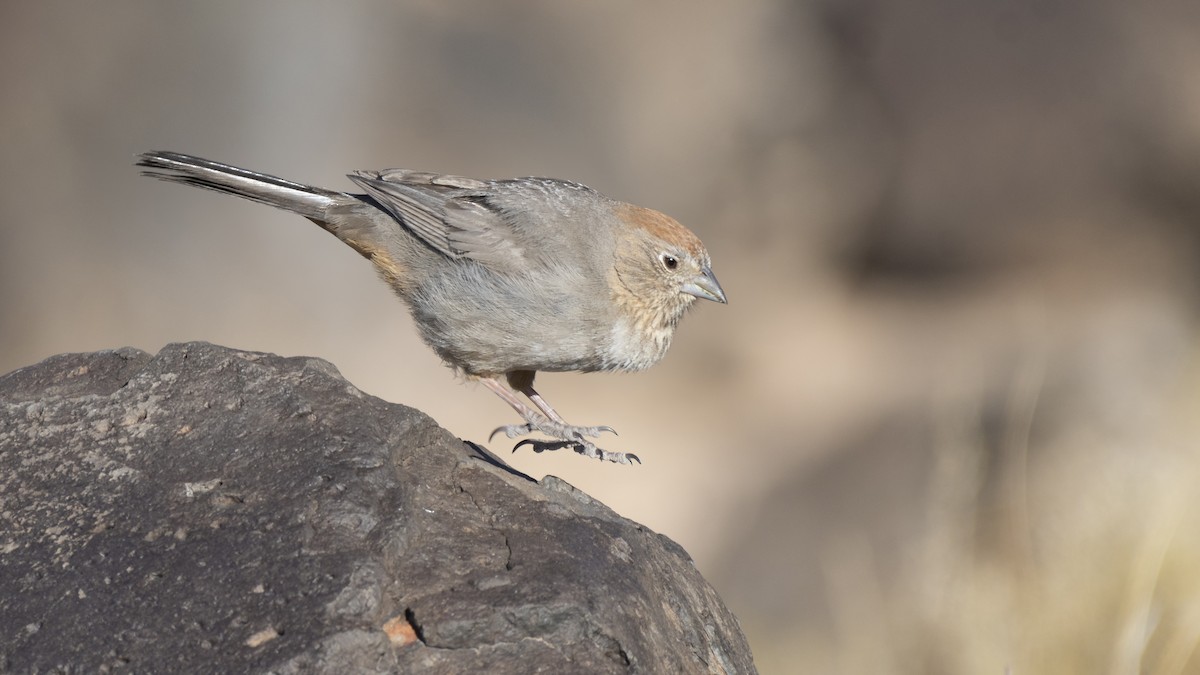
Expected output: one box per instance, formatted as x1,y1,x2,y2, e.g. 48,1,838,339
488,416,631,464
488,418,617,442
512,438,641,465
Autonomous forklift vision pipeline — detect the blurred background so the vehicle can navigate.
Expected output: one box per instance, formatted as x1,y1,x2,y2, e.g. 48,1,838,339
3,1,1200,672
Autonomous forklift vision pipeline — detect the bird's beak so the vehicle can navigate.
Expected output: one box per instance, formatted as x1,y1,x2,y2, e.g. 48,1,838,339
681,266,727,304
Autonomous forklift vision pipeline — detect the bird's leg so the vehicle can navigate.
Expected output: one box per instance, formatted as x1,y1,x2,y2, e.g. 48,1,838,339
480,373,613,440
506,370,617,439
480,376,548,439
479,373,636,465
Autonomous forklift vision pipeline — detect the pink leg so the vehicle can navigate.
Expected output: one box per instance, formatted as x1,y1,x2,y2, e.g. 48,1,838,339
480,376,544,422
506,370,567,423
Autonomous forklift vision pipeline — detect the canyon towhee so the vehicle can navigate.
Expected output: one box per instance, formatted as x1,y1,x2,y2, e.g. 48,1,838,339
137,151,725,464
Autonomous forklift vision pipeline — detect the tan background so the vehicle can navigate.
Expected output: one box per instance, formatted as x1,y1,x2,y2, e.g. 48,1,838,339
4,2,1200,672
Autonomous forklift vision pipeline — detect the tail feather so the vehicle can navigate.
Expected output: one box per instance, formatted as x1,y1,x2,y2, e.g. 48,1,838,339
136,151,347,221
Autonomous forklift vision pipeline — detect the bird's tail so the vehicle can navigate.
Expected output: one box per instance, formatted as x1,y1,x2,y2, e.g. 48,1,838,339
136,151,348,222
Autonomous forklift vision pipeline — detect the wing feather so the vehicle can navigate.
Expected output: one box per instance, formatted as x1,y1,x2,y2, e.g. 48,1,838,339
346,170,526,269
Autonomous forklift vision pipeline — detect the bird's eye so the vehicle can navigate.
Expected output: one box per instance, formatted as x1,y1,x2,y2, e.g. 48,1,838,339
661,254,679,270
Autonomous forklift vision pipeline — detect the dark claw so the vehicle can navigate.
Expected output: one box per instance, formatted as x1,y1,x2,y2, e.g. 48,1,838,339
597,449,640,464
512,438,577,454
568,425,618,439
489,423,532,442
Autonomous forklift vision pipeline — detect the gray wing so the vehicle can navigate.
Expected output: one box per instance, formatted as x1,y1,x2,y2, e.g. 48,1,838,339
347,169,527,270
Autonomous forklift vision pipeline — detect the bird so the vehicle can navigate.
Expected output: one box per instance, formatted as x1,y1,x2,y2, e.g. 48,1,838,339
136,151,725,464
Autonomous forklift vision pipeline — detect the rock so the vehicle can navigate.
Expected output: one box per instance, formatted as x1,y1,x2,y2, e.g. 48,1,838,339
0,342,755,674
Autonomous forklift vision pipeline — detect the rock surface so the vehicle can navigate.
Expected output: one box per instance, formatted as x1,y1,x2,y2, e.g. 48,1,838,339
0,342,754,674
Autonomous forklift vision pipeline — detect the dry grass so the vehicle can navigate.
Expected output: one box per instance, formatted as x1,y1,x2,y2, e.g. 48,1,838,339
751,342,1200,675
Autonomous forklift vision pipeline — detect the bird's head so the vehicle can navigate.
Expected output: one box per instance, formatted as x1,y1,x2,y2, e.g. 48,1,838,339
609,204,726,333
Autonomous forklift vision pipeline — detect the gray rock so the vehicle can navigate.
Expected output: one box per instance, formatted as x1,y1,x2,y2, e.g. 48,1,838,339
0,342,754,674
